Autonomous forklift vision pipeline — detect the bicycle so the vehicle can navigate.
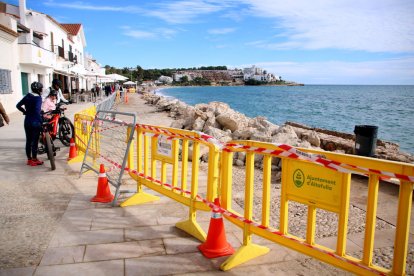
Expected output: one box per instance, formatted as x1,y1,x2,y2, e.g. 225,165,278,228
45,102,75,146
37,103,75,170
38,118,58,170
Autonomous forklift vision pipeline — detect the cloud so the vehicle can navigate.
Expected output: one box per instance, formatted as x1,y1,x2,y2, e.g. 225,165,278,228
241,0,414,53
208,28,236,35
43,0,235,24
238,56,414,84
43,0,142,12
121,26,177,40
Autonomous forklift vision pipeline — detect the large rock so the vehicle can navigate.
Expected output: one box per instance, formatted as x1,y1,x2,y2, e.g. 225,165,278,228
204,126,232,143
232,127,255,140
216,111,249,132
302,130,321,147
249,116,279,135
192,117,205,131
272,124,300,145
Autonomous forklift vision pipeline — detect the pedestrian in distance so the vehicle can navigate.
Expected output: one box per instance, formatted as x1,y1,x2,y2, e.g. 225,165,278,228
0,100,10,127
42,79,70,104
16,82,44,166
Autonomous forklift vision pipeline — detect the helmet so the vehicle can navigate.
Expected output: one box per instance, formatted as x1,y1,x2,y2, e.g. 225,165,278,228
49,90,58,97
52,79,62,88
31,82,43,95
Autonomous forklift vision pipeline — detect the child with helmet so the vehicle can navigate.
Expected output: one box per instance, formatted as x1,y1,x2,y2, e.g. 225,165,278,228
41,90,57,120
16,82,44,166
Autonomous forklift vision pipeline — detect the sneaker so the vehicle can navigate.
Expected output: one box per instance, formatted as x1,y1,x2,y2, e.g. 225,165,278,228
26,159,33,165
30,159,44,166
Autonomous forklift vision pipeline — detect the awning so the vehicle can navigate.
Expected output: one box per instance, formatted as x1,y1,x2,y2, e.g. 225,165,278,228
106,73,129,81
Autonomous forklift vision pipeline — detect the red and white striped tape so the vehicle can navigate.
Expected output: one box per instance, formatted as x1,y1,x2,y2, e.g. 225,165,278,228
136,123,223,149
94,151,386,276
224,142,414,183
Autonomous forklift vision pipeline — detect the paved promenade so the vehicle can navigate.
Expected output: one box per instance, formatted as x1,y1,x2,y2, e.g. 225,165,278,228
0,94,411,275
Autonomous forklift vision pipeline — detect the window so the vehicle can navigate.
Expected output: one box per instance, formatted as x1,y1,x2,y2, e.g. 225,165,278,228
50,32,54,52
0,69,12,94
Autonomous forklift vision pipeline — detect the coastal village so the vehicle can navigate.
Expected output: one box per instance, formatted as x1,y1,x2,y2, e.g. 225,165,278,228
0,0,295,114
0,1,413,276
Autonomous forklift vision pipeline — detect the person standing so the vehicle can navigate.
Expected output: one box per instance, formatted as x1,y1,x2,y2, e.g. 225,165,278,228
0,100,10,127
104,85,111,97
42,79,69,104
16,82,44,166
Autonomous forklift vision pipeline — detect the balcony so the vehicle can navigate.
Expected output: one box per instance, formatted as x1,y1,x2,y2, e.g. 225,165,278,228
19,43,56,68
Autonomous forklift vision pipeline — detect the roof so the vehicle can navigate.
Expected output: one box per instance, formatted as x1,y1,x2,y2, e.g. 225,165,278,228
61,24,81,35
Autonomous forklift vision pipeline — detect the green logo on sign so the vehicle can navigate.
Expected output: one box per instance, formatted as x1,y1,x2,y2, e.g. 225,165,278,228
293,169,305,188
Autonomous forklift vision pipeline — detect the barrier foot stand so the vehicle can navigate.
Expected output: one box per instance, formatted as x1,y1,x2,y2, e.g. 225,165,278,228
120,191,159,207
67,153,85,164
220,243,270,271
176,204,206,242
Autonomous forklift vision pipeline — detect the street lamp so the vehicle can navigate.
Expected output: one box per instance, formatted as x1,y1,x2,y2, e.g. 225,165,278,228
126,67,134,82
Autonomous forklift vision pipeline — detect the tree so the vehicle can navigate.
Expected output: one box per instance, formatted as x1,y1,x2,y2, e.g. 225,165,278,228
180,75,189,83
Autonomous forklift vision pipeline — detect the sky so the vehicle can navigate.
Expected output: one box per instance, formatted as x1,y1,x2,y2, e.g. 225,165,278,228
8,0,414,84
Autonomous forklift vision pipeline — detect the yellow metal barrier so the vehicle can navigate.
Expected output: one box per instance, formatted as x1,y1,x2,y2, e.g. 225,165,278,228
122,124,221,242
220,140,413,275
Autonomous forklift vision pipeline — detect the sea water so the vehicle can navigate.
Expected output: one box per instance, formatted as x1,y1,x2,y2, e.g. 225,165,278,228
159,85,414,154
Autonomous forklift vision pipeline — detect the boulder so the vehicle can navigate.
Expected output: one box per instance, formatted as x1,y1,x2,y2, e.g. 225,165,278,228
216,111,249,132
207,102,231,116
170,119,185,129
204,126,232,143
272,125,300,145
192,117,205,131
302,131,321,147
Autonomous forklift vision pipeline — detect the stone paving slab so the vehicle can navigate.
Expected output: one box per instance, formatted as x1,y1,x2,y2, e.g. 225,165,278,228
39,245,85,266
84,239,165,262
125,252,216,275
34,259,124,276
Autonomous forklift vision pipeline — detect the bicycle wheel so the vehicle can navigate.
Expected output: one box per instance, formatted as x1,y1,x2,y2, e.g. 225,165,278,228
45,132,56,170
58,117,75,146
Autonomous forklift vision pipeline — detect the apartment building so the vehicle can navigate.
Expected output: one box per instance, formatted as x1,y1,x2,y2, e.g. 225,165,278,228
0,0,102,112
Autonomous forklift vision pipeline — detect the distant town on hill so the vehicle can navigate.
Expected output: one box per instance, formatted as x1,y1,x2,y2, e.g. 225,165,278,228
105,65,303,86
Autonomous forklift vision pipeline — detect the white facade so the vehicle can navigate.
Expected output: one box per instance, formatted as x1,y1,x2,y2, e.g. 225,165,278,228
0,14,20,112
157,75,173,84
243,65,279,82
0,0,103,112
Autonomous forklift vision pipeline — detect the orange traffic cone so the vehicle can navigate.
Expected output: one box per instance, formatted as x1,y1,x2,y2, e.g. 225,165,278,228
198,198,235,258
67,138,78,160
91,164,114,203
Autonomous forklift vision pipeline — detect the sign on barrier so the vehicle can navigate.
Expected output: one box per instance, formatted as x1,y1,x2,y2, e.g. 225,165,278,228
156,135,173,158
286,160,347,213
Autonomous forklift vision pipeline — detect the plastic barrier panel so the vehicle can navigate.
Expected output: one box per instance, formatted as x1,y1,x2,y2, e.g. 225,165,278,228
122,124,221,242
220,140,413,275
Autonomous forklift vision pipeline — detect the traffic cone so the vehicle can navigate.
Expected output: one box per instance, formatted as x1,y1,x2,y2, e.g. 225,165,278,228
67,138,78,160
198,198,235,258
91,164,114,203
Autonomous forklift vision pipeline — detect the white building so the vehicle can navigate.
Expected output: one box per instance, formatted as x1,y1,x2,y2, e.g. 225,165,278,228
0,8,20,112
243,65,279,82
0,0,103,112
156,75,173,85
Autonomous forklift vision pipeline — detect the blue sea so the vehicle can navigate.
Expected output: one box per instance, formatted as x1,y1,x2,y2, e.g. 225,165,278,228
159,85,414,154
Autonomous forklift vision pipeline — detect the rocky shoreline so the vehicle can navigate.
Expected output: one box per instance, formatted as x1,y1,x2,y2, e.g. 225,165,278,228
141,91,414,164
138,92,413,273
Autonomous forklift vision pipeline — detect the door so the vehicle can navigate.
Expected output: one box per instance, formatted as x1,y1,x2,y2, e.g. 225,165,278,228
21,72,29,95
